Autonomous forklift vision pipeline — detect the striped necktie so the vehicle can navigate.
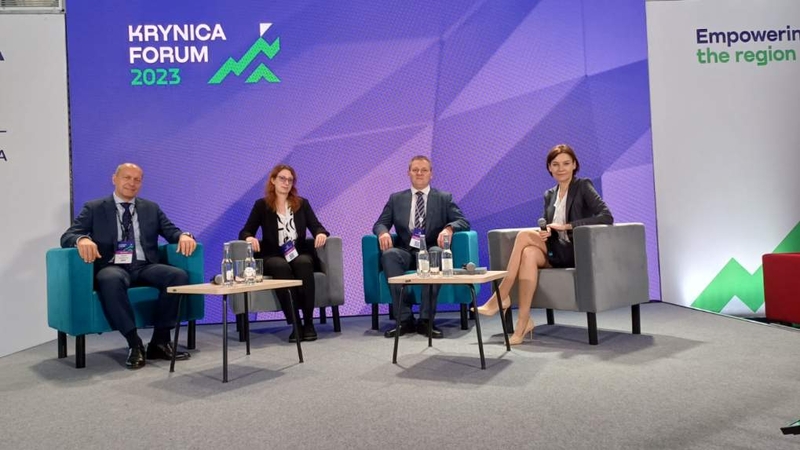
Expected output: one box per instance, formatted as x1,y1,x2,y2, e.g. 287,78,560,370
414,191,425,230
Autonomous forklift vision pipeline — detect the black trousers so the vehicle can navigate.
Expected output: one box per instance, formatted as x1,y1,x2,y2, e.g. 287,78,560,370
380,247,440,321
95,261,188,342
264,254,315,324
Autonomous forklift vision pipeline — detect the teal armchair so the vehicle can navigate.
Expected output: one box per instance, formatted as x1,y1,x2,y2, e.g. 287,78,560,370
362,231,479,330
46,243,205,368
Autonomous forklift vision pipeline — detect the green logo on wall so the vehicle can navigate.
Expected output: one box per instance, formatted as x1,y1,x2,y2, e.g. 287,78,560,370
209,23,280,84
692,222,800,313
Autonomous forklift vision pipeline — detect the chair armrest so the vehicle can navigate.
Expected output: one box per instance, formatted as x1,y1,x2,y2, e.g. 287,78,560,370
573,223,649,312
362,235,382,304
452,231,479,268
312,236,344,305
160,242,205,285
46,248,94,333
487,228,526,271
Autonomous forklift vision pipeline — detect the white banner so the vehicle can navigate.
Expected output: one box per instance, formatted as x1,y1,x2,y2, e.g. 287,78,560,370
0,14,70,357
647,0,800,315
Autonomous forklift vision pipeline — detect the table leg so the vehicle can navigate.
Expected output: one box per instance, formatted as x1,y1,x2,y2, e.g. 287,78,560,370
288,289,304,363
223,294,228,383
427,285,435,348
470,285,486,370
494,280,510,351
244,292,251,356
170,294,182,373
392,285,404,364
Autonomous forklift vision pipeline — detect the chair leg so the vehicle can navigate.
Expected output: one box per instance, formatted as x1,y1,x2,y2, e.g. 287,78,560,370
371,304,379,331
332,305,341,333
237,314,246,342
504,308,515,334
460,304,468,330
587,312,598,345
187,320,197,349
319,307,327,324
57,331,67,358
546,308,555,325
632,304,641,335
75,335,86,369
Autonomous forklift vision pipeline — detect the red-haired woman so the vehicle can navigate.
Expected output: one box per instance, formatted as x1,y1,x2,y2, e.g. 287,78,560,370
239,164,329,342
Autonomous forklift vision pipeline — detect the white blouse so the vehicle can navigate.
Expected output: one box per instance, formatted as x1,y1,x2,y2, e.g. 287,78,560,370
553,186,570,243
277,208,297,244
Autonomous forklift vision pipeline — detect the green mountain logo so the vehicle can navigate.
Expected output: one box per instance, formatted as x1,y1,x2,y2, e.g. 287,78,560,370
209,25,280,84
692,221,800,312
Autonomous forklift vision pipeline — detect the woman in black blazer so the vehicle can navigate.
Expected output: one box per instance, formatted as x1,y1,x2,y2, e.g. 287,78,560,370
476,144,613,344
239,164,329,342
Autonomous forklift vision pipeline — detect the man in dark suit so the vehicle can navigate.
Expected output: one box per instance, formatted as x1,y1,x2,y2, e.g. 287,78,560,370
373,155,470,339
60,163,197,369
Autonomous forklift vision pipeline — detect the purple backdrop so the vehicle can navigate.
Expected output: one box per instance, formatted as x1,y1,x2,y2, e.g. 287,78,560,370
66,0,660,323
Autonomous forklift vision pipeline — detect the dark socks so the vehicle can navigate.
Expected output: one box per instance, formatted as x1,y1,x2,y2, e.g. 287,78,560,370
150,328,171,345
124,329,143,349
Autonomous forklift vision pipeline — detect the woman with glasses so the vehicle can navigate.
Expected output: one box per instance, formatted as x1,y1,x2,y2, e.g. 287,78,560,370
239,164,329,342
475,144,613,344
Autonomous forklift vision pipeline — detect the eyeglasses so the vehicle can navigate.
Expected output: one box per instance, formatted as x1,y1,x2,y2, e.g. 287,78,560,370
276,175,294,184
410,168,430,174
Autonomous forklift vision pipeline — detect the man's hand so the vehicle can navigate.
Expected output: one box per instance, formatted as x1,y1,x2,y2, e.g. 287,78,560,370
245,236,260,253
437,226,453,248
177,234,197,256
314,234,327,248
378,233,393,251
76,237,101,263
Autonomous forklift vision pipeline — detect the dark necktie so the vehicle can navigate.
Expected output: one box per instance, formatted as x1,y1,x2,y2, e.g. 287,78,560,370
414,191,425,230
121,202,134,241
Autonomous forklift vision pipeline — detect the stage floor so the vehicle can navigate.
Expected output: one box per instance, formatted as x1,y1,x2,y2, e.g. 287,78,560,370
2,302,798,449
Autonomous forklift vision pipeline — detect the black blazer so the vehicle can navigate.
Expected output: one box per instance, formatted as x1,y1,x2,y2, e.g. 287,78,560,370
372,187,470,250
60,196,185,270
239,197,329,259
543,178,613,267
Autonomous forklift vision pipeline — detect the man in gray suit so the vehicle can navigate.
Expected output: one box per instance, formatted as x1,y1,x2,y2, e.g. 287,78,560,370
373,155,470,338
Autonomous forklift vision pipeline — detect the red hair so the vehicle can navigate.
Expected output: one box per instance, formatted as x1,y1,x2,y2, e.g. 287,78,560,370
265,164,302,212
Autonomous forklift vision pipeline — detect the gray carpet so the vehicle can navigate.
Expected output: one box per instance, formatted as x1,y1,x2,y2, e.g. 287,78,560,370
1,302,798,450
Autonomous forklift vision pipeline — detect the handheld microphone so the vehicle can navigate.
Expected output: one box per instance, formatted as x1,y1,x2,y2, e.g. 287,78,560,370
210,274,223,285
538,218,547,230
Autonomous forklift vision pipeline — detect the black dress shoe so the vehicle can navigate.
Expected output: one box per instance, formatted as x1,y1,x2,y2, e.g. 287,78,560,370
417,320,444,339
146,342,190,361
288,327,304,343
126,345,146,369
302,323,318,342
384,320,416,338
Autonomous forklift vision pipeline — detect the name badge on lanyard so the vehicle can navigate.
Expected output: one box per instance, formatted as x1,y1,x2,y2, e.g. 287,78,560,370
281,240,299,262
410,228,424,249
114,241,135,264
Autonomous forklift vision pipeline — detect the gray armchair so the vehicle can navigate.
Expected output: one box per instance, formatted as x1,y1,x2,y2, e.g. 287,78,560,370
228,237,345,336
488,223,649,345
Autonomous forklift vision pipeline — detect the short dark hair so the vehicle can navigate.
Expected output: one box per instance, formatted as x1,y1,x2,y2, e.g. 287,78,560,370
408,155,432,171
546,144,580,175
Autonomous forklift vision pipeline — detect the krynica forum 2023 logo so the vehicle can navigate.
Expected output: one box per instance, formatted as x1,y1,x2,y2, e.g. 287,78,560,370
126,22,280,86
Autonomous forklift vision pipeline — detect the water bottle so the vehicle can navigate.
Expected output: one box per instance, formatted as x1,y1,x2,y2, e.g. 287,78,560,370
417,234,430,278
221,243,234,286
244,242,257,285
442,234,454,278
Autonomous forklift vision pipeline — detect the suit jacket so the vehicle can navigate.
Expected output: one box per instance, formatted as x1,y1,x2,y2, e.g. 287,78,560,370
239,197,329,259
543,177,613,267
60,196,185,271
373,187,470,250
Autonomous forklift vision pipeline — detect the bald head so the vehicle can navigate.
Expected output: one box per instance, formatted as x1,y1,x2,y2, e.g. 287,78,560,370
112,163,143,201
